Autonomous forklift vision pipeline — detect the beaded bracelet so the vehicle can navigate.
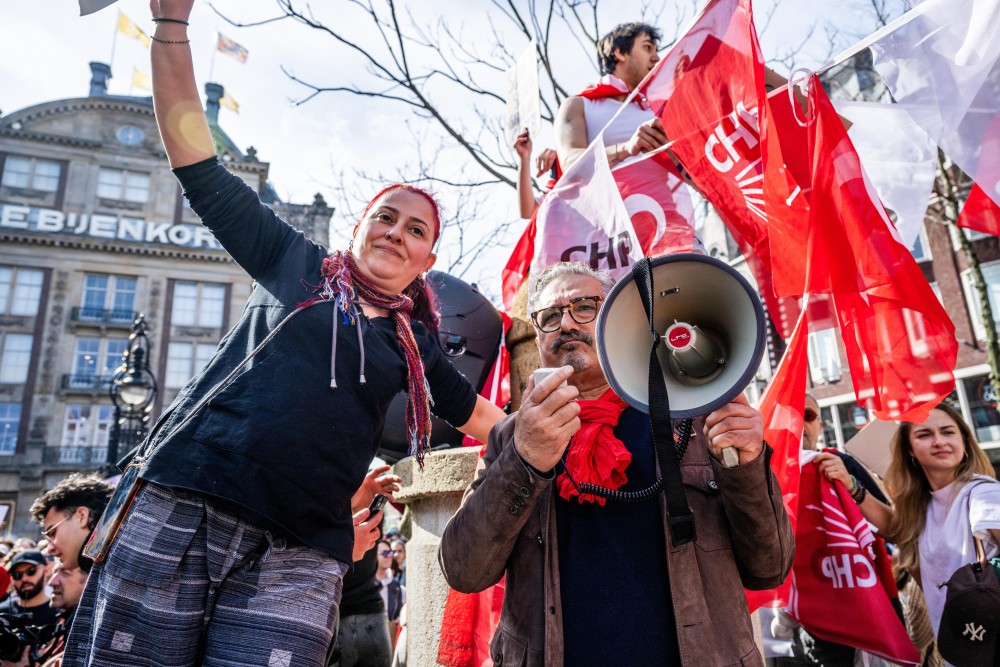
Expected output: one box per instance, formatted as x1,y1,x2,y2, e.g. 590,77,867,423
150,36,191,44
152,17,189,25
849,474,867,504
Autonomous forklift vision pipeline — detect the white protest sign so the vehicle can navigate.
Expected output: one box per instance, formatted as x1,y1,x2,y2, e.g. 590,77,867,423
505,40,541,145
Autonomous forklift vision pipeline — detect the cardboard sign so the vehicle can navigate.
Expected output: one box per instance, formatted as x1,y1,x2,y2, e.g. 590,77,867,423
843,418,900,479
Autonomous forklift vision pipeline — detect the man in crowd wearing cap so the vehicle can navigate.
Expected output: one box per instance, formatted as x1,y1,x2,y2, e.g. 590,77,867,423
0,550,59,632
440,262,793,666
29,474,113,573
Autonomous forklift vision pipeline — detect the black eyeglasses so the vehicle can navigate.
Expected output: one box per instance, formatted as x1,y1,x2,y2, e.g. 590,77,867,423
530,296,602,332
804,409,819,423
11,566,38,581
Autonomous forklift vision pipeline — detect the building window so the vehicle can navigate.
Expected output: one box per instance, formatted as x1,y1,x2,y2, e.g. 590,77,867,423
1,155,61,192
71,337,127,383
80,274,137,323
0,266,44,316
817,399,870,449
172,282,225,328
0,334,32,384
165,342,217,388
97,168,150,203
910,228,931,261
59,405,113,463
819,406,836,448
961,261,1000,341
0,404,20,455
960,375,1000,444
808,329,842,386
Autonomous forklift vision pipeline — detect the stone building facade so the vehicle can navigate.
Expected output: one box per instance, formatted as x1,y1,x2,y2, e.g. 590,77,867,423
0,63,332,535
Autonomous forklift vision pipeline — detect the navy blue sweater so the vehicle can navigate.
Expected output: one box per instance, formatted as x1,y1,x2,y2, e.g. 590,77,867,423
556,408,681,666
140,158,477,564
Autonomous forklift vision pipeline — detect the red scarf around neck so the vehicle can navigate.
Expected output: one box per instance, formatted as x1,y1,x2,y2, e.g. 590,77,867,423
577,74,647,108
556,389,632,505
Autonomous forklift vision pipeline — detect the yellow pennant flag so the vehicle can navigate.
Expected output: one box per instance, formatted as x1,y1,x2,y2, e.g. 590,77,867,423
132,68,152,92
220,91,240,114
118,11,151,48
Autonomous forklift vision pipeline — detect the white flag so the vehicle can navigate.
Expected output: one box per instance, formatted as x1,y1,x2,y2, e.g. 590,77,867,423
529,133,642,282
869,0,1000,207
833,100,937,251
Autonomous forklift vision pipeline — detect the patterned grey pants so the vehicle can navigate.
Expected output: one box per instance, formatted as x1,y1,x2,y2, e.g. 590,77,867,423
63,482,349,667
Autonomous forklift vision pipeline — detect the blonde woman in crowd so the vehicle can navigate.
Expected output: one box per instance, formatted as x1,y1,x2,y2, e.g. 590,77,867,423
818,402,999,662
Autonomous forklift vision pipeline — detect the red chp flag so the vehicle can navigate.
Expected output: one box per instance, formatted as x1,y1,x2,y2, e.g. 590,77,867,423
637,0,801,339
745,305,808,612
765,76,956,422
613,152,696,256
789,455,920,665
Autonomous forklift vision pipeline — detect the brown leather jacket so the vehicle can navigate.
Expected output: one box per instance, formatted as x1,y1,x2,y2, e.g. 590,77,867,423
439,413,794,667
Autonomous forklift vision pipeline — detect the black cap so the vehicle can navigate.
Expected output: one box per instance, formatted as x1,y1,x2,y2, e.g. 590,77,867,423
937,562,1000,666
9,550,47,569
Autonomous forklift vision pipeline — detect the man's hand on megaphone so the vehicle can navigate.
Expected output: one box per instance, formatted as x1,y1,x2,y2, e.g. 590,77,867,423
703,393,764,466
513,366,580,473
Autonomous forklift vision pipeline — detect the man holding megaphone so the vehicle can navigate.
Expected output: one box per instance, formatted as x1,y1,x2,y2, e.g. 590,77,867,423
440,261,793,667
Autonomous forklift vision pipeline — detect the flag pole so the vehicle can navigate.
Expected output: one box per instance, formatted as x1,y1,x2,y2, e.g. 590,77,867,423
109,11,120,72
209,30,218,83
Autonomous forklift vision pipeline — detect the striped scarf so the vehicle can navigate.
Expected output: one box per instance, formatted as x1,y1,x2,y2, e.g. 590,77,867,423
314,250,434,466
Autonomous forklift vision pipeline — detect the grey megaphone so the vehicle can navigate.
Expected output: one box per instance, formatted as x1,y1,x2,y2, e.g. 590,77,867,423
595,253,766,419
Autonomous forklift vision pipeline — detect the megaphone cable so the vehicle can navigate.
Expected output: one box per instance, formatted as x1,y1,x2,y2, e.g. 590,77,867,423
558,419,694,503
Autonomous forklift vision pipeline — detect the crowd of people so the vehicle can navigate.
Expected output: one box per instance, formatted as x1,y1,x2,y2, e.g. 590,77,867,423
0,473,113,667
3,4,996,667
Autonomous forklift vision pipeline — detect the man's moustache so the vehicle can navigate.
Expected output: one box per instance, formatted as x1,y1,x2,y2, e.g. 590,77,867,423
550,331,593,353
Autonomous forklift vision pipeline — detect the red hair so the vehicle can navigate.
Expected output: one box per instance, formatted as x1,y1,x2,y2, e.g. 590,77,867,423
356,183,442,243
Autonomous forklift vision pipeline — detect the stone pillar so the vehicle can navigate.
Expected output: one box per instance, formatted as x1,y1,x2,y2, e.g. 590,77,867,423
507,278,539,412
393,447,481,667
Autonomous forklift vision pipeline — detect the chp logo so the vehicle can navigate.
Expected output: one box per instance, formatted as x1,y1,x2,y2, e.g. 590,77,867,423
703,101,766,222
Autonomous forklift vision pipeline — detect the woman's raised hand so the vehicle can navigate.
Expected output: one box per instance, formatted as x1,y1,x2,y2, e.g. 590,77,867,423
150,0,216,168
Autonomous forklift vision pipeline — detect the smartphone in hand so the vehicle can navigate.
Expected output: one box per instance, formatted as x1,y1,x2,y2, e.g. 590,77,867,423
367,493,388,518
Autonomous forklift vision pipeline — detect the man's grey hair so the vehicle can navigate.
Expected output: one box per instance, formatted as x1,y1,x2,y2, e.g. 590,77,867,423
527,262,617,314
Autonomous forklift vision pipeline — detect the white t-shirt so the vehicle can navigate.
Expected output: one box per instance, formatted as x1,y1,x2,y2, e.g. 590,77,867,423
580,74,654,149
918,475,1000,638
583,97,654,148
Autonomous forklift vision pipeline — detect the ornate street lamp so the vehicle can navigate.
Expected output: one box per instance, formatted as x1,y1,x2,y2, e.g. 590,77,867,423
108,314,158,468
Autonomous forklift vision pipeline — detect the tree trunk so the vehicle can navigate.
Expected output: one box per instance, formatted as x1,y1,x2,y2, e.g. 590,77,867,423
937,153,1000,412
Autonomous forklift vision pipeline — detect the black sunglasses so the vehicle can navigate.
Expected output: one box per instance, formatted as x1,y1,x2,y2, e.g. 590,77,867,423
378,550,393,557
11,566,38,581
530,296,602,332
804,409,819,423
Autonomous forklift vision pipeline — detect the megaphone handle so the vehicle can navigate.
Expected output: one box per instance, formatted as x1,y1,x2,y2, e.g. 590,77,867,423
721,447,739,468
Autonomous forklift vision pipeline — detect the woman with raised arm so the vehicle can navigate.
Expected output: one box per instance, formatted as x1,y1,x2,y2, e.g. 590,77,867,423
62,2,504,665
